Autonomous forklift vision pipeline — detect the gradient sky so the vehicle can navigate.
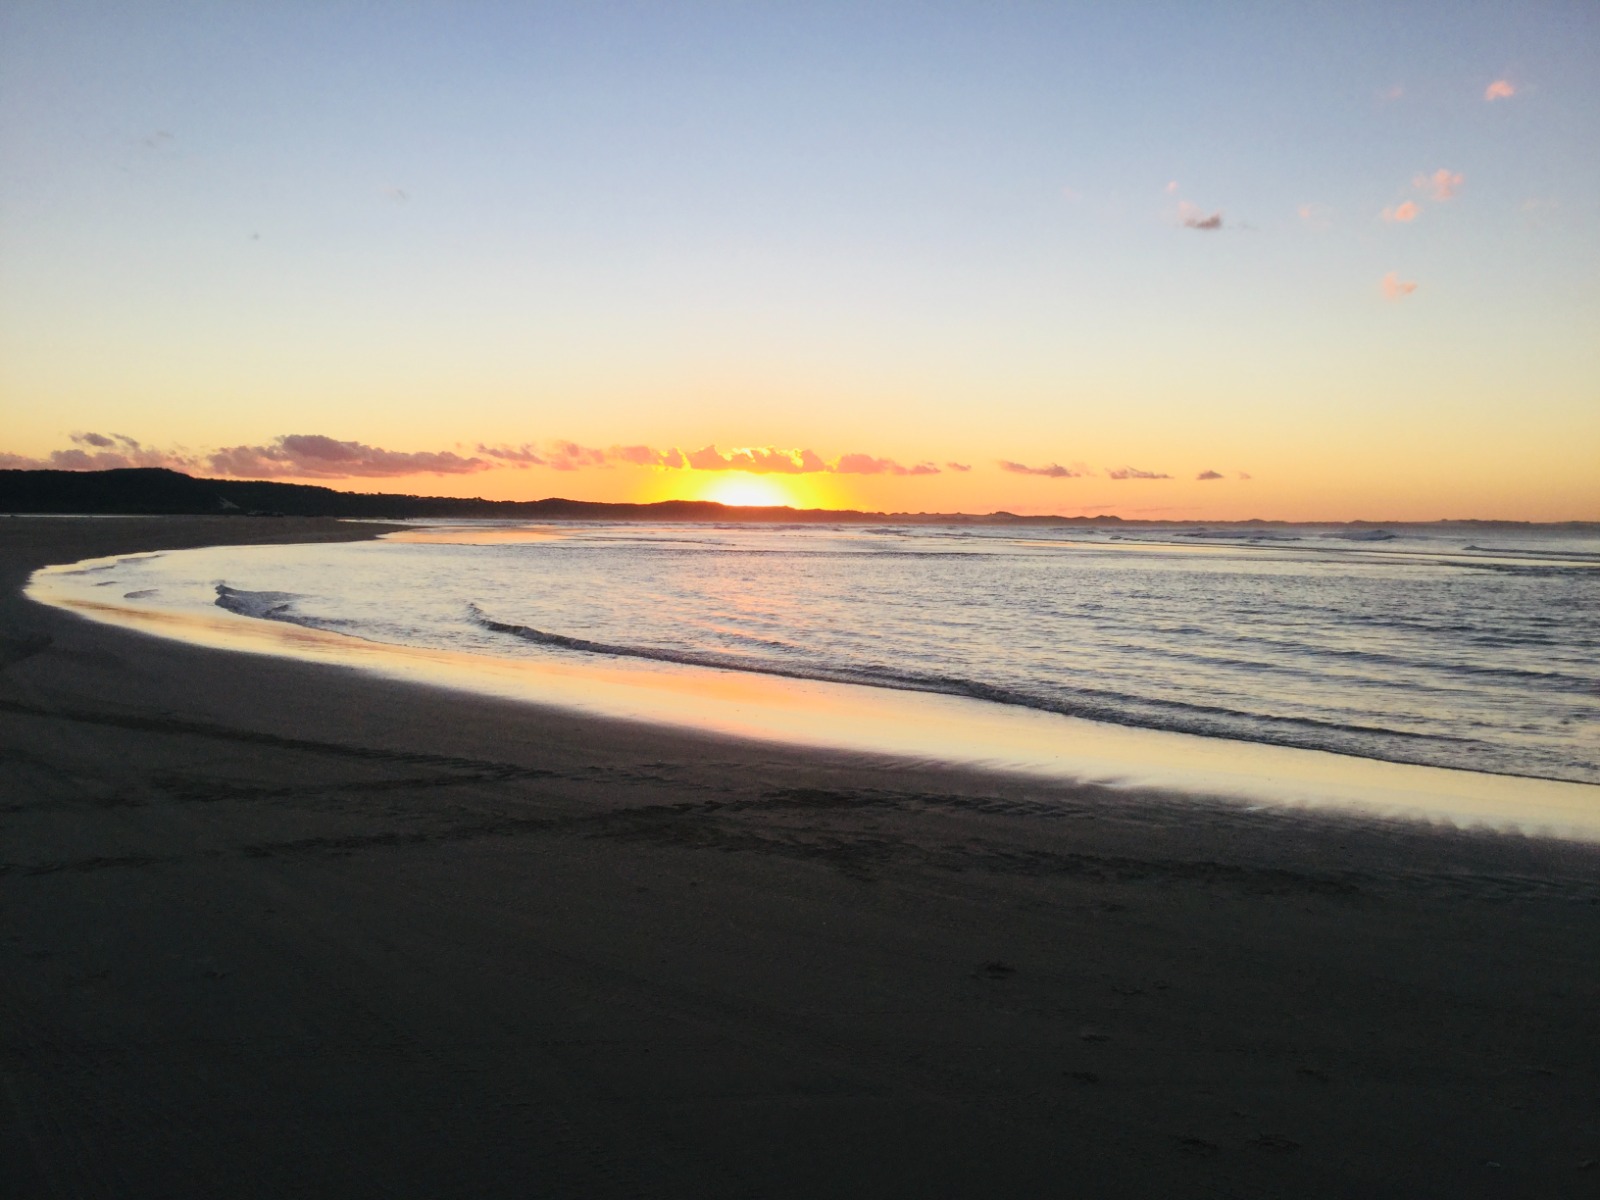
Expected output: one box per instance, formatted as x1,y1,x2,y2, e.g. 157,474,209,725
3,1,1596,520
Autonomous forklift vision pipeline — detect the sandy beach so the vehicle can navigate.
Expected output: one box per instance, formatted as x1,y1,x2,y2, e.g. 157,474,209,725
3,516,1597,1197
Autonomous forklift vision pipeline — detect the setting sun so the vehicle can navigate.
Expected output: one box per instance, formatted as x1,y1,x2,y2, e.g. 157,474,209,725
698,474,802,508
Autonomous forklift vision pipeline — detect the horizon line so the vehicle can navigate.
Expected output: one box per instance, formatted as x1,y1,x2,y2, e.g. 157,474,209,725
2,466,1596,528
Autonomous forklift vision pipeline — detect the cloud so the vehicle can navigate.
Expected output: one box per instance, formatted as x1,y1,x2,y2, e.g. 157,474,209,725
1414,169,1463,201
1178,201,1223,230
4,431,969,485
1238,471,1252,480
477,443,546,467
1165,180,1179,195
1381,200,1420,223
1380,271,1418,300
999,461,1083,479
1484,79,1516,101
0,432,202,473
279,438,947,478
683,445,829,474
1297,203,1331,230
1106,466,1172,480
611,444,685,468
833,454,940,476
1378,84,1404,102
1196,470,1224,481
208,434,489,478
541,441,611,472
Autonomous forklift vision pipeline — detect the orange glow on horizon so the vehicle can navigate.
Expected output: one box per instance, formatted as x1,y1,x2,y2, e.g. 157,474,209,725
641,470,846,511
113,448,1596,523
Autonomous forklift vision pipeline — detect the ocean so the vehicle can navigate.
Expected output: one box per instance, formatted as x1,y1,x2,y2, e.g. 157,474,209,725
33,520,1599,793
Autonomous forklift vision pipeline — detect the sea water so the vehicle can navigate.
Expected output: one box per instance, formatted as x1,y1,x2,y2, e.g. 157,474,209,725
35,521,1599,789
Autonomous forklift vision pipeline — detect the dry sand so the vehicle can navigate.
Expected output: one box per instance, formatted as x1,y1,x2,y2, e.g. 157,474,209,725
2,516,1597,1197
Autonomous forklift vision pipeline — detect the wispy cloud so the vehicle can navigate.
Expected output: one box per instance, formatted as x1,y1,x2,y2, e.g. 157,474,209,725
999,461,1083,479
682,445,826,474
541,441,611,472
944,461,972,473
1381,271,1418,301
1484,79,1516,101
209,434,489,478
1178,201,1223,231
1106,466,1171,480
1414,169,1463,201
833,454,940,476
1378,84,1405,102
611,444,685,468
1196,469,1224,481
477,443,546,466
1381,200,1420,223
1238,471,1253,481
1297,203,1331,230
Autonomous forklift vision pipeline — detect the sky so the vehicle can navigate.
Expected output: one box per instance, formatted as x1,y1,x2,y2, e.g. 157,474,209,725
2,1,1597,521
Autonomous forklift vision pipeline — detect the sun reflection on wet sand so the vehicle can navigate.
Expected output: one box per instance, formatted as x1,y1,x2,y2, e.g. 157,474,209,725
28,555,1600,842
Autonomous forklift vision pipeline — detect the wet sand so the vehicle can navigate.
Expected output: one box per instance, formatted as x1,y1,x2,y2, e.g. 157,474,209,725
3,516,1598,1197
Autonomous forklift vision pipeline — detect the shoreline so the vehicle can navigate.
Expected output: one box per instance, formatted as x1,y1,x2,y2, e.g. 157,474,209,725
26,519,1600,840
4,516,1599,1196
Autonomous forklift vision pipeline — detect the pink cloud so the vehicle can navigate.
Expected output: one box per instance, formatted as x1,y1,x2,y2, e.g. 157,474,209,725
1378,84,1404,102
1381,201,1420,223
999,461,1083,479
209,435,489,478
541,441,610,471
1380,271,1418,301
0,432,201,473
1196,470,1224,481
1414,169,1463,201
945,461,972,472
611,444,687,468
1297,203,1331,230
1484,79,1516,101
